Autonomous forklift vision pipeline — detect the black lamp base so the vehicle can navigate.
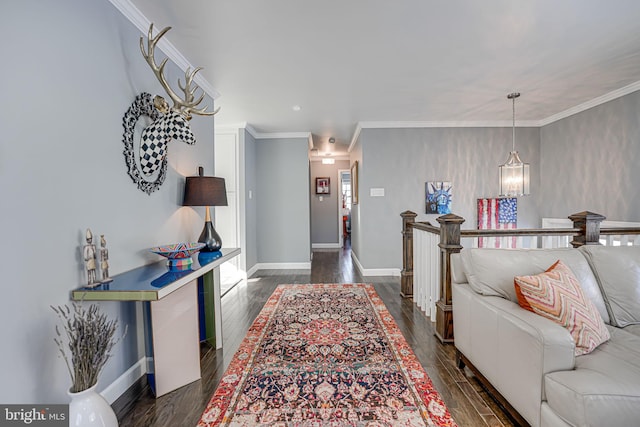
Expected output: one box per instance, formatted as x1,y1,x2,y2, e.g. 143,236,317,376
198,220,222,252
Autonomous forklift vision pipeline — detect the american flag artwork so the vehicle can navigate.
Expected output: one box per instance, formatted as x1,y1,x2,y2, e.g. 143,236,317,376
477,197,517,248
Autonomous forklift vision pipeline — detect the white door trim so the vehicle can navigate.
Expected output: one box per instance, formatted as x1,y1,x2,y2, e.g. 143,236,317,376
338,169,349,248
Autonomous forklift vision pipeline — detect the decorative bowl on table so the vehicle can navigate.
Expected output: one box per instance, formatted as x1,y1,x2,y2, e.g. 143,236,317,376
149,242,205,269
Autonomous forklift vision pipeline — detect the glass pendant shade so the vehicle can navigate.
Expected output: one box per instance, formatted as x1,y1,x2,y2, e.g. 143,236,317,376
499,151,530,197
499,92,530,197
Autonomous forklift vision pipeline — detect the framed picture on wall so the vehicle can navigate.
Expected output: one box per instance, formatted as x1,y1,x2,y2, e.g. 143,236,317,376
425,181,452,214
477,197,517,248
351,161,359,204
316,177,330,194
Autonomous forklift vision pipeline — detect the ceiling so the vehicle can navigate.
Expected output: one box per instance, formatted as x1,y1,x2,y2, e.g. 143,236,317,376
125,0,640,156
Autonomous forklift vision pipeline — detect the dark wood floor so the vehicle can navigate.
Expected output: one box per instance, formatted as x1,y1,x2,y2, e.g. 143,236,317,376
118,245,515,426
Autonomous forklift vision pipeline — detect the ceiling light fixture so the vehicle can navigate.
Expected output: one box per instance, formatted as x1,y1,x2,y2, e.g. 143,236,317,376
499,92,530,197
322,158,335,165
292,105,301,112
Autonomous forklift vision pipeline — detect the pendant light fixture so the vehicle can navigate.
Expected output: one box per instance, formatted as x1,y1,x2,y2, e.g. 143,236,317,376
499,92,530,197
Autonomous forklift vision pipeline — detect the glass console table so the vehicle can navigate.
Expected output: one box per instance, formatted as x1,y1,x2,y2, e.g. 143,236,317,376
71,247,241,397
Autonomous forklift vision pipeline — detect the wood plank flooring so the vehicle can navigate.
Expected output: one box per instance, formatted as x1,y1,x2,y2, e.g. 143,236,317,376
118,246,516,426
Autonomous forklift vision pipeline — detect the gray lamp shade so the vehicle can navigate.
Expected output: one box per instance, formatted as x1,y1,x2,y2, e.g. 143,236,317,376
183,175,228,207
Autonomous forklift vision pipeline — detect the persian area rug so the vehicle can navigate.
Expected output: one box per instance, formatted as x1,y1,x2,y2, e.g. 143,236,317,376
198,284,457,426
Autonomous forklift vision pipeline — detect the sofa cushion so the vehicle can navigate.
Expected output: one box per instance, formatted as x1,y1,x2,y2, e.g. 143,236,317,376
579,245,640,327
460,248,610,324
544,326,640,427
514,260,610,355
622,324,640,338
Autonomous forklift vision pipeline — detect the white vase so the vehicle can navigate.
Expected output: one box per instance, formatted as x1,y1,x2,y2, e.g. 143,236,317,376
68,384,118,427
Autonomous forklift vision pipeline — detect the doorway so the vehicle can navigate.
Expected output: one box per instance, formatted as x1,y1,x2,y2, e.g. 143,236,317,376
338,169,352,248
214,132,244,295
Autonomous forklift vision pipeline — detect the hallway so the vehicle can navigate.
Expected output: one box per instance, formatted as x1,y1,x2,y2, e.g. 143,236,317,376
310,247,361,283
118,248,514,426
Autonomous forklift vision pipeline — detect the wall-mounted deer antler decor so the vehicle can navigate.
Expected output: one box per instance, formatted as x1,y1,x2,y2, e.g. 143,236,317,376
122,24,219,194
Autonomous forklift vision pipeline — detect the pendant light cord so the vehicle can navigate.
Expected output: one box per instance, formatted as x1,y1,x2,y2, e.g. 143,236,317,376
508,92,520,152
512,94,516,152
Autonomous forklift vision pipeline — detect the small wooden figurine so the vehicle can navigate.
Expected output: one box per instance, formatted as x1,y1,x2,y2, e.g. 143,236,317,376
83,228,98,287
100,234,113,283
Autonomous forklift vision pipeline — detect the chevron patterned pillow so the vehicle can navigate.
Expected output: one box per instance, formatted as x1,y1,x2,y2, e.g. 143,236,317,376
515,260,610,356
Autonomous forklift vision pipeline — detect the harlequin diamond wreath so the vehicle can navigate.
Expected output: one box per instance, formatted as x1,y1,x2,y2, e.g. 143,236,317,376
121,92,166,195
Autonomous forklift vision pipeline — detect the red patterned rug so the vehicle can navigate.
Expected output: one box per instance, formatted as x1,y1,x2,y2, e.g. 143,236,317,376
198,284,457,426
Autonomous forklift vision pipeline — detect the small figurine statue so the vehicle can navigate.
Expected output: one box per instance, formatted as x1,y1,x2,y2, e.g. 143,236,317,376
83,228,98,287
100,234,112,283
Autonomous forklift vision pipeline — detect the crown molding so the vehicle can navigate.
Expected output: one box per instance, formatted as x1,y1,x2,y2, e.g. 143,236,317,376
218,122,310,140
348,120,537,152
253,131,312,140
243,124,259,138
215,122,252,135
357,120,540,129
348,124,362,153
538,80,640,126
107,0,220,100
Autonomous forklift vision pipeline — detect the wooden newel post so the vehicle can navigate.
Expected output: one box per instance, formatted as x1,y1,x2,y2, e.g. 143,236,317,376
568,211,605,247
400,211,418,298
435,213,465,344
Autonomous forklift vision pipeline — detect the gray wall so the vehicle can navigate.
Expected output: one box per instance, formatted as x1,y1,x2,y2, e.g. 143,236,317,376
354,127,540,270
310,160,350,245
350,138,364,264
1,1,214,403
242,129,258,270
540,90,640,221
255,138,311,264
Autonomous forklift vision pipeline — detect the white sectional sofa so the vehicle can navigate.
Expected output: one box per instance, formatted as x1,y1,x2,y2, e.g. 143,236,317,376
451,245,640,427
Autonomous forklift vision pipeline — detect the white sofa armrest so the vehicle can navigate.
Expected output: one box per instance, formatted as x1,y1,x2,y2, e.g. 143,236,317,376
453,282,575,427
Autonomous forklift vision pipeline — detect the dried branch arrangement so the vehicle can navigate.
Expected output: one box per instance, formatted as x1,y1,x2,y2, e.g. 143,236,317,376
51,303,125,393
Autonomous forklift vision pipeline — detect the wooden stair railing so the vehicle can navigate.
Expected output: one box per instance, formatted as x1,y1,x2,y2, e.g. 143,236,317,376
401,210,640,344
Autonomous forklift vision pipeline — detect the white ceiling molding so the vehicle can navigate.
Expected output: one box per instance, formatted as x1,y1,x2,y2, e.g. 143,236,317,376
538,80,640,126
107,0,220,100
225,123,310,140
244,124,260,139
253,132,312,140
348,124,362,153
215,122,254,135
357,120,540,129
348,120,538,153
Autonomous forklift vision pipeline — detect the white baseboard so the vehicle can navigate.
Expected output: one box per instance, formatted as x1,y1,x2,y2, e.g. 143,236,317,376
100,357,147,404
254,262,311,270
362,268,401,277
312,243,342,249
351,251,401,277
246,264,259,278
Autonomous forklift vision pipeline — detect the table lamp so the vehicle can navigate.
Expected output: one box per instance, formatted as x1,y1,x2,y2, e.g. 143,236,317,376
182,167,228,252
